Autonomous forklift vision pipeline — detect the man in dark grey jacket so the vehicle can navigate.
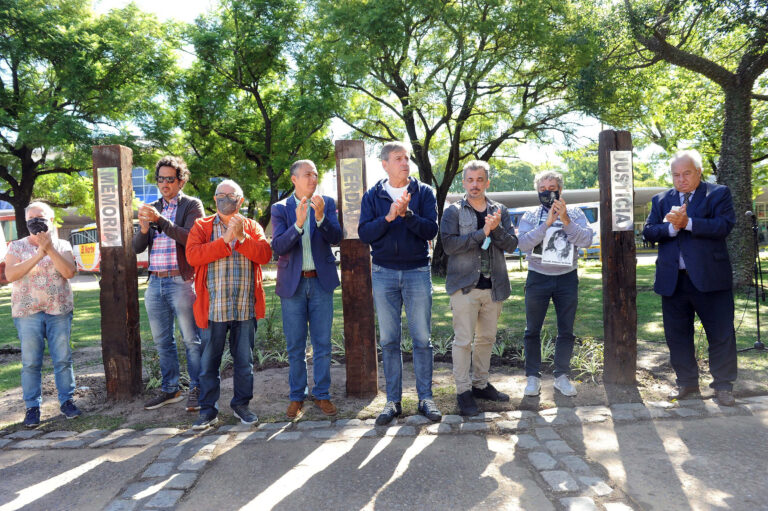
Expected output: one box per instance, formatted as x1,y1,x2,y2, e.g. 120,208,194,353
134,156,205,412
441,160,518,416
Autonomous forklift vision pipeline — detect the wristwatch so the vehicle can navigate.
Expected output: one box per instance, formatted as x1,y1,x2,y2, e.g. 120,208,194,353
405,208,414,219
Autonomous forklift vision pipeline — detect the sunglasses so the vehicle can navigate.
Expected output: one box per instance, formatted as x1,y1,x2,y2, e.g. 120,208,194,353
156,176,178,184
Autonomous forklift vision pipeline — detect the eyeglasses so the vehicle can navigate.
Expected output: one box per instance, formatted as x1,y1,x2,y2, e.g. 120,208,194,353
215,193,240,200
156,176,178,183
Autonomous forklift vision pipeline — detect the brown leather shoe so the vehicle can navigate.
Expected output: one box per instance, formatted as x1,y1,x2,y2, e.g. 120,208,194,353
286,401,304,419
668,386,700,400
314,399,337,416
715,389,736,407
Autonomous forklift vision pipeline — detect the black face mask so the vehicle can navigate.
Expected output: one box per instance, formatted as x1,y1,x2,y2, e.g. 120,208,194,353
538,190,560,208
27,217,49,235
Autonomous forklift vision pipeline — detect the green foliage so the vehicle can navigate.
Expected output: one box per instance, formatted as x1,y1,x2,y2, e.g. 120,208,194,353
0,0,179,233
177,0,339,225
311,0,596,211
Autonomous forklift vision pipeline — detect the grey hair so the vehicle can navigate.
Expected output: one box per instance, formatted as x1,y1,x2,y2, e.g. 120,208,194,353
462,160,490,180
670,149,703,172
290,159,316,177
215,179,244,198
379,141,410,161
533,170,564,190
25,201,55,220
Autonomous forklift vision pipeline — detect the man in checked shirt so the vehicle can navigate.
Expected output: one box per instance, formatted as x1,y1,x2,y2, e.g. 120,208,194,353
135,156,205,412
186,179,272,429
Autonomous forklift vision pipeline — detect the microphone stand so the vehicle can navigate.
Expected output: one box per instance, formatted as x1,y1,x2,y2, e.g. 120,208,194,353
749,212,765,351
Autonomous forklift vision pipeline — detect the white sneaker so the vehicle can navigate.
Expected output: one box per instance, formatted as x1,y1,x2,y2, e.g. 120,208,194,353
524,376,541,396
554,375,577,397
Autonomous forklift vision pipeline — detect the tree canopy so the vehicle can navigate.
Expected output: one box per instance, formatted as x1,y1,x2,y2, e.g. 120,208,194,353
177,0,339,225
311,0,597,273
0,0,178,235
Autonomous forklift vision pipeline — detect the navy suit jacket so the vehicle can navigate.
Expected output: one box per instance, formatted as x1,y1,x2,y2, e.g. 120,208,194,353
271,195,342,298
643,181,735,296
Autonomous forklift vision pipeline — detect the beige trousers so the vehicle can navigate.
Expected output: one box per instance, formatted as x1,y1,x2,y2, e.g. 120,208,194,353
450,288,503,393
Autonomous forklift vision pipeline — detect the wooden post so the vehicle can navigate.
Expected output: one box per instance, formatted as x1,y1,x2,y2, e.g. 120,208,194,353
598,130,638,384
335,140,378,397
92,145,142,399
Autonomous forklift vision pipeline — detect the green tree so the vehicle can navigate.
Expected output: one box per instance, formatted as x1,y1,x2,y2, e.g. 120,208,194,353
178,0,339,226
312,0,596,274
575,0,768,286
0,0,178,236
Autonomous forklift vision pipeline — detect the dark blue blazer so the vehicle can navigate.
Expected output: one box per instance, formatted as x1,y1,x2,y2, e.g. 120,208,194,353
642,181,735,296
271,195,342,298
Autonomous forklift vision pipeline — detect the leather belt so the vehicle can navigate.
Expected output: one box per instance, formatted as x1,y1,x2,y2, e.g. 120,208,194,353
152,269,182,278
301,270,318,278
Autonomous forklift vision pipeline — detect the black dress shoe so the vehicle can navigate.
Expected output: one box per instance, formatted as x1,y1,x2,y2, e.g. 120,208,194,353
457,390,479,416
715,389,735,407
668,386,700,400
472,382,510,402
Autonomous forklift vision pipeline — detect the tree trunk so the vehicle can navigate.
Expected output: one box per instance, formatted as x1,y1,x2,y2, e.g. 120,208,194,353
719,86,754,288
13,201,29,239
430,186,449,277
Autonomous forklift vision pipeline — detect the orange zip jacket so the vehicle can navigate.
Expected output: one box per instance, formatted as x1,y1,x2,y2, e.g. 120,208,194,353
186,215,272,329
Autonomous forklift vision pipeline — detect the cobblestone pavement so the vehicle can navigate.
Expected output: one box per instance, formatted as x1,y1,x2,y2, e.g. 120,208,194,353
1,395,767,510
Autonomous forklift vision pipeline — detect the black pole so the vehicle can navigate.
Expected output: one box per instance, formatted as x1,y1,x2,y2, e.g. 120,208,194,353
749,211,765,350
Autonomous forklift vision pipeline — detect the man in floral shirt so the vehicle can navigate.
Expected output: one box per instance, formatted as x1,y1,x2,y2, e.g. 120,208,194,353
5,201,80,428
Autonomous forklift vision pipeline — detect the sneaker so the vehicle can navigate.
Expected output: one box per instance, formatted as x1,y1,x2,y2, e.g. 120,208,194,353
472,382,510,402
24,407,40,428
456,390,479,416
418,399,442,422
186,387,201,412
553,375,577,397
314,399,338,416
375,401,402,426
60,400,82,419
524,376,541,397
286,401,304,419
192,414,218,430
144,390,184,410
232,405,259,425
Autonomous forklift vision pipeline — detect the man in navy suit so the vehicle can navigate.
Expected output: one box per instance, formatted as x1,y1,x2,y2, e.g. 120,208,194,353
643,149,738,406
271,160,342,419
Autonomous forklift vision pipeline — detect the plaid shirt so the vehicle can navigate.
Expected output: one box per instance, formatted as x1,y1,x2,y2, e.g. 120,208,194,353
148,196,179,272
206,215,254,322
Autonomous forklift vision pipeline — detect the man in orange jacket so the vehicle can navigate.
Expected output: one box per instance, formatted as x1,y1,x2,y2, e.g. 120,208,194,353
186,179,272,429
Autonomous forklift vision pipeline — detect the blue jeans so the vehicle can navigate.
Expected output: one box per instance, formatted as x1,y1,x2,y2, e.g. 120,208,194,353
14,311,75,408
144,275,202,392
281,277,333,401
198,319,255,417
371,264,433,402
524,269,579,378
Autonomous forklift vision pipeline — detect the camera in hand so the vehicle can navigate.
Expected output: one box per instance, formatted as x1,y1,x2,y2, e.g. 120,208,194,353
27,217,49,235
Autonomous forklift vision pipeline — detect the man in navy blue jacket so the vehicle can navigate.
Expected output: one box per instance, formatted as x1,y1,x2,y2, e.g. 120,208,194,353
643,149,737,406
359,141,442,425
272,160,343,419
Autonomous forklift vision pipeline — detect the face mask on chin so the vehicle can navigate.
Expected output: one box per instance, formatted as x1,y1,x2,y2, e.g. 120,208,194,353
538,190,560,208
216,197,239,216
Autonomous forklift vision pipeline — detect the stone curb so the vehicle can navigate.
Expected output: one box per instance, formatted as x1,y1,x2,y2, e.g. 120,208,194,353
2,395,767,453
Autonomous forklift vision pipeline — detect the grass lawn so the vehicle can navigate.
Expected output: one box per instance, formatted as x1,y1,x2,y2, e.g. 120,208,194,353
1,258,767,372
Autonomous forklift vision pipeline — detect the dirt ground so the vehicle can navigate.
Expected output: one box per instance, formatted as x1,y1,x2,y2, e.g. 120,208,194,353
2,340,768,431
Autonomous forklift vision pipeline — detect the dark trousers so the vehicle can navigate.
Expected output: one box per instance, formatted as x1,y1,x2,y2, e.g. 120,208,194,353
661,271,737,391
198,319,256,417
523,269,579,378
